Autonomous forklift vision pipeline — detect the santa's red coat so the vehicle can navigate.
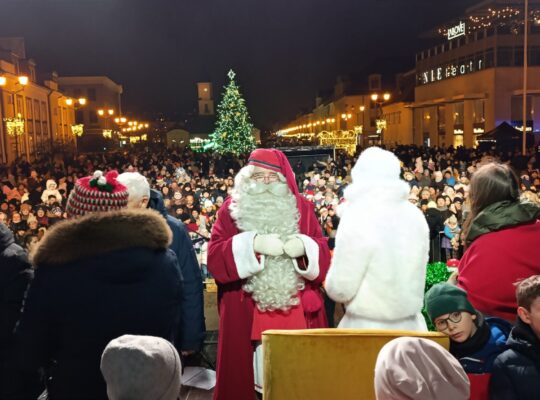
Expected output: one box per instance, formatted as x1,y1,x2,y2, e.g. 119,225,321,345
208,196,330,400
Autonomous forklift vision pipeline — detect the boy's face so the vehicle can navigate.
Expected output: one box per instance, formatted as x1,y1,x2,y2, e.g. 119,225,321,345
434,311,477,343
518,297,540,340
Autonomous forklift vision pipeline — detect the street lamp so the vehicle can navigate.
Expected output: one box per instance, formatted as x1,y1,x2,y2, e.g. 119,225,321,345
370,92,391,145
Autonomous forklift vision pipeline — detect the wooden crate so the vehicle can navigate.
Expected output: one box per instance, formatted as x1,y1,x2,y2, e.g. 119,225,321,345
205,279,218,293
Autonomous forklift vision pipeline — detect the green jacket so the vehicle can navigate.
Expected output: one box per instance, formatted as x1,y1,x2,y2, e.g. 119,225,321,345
467,200,540,243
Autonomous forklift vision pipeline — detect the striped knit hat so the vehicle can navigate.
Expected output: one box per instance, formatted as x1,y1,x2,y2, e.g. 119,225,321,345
66,170,129,217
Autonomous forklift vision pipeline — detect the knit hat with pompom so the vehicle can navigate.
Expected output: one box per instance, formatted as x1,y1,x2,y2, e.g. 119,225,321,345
66,170,129,217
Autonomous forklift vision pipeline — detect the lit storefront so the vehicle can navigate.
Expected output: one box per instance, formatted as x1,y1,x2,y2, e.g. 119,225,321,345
411,0,540,148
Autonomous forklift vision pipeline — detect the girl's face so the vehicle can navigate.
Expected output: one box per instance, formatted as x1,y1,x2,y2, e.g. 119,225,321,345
434,311,477,343
12,213,21,223
37,209,45,217
29,220,38,229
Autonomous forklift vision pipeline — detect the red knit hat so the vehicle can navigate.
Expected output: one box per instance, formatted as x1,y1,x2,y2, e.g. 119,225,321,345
66,170,129,217
248,149,282,173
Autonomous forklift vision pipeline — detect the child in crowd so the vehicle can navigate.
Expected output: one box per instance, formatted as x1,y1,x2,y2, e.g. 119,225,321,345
442,214,461,260
425,283,512,400
490,275,540,399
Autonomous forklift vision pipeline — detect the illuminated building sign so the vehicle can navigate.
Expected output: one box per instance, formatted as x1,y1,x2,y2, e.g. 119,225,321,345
447,22,466,40
419,58,484,85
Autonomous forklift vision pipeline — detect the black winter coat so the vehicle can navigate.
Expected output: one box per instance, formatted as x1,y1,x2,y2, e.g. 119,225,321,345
8,209,183,400
489,318,540,400
149,189,205,352
0,224,33,392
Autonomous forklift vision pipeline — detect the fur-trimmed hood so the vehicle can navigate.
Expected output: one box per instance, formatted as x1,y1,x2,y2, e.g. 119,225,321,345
31,208,172,266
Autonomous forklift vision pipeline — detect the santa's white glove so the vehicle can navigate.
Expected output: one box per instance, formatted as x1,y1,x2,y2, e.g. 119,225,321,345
253,234,284,257
283,235,306,258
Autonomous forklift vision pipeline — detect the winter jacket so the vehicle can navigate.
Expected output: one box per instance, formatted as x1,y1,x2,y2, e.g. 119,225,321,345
0,224,33,394
489,318,540,400
8,209,183,400
450,316,512,400
148,189,205,351
458,201,540,322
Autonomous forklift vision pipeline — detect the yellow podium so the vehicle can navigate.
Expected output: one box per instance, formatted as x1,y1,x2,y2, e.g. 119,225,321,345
262,329,449,400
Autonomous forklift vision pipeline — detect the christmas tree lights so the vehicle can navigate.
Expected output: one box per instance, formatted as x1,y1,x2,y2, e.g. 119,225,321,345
210,70,255,156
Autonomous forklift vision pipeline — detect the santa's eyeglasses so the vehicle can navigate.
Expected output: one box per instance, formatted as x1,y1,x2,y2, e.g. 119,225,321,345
251,172,279,183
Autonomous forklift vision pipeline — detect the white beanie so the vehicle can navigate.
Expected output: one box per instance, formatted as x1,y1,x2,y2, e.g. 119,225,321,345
101,335,182,400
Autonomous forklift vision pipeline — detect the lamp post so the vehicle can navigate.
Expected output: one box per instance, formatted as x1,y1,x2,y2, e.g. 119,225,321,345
371,93,391,145
97,108,115,131
522,0,529,155
0,75,29,159
62,97,86,149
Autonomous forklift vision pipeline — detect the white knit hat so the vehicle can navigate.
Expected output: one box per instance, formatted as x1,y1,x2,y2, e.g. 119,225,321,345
101,335,182,400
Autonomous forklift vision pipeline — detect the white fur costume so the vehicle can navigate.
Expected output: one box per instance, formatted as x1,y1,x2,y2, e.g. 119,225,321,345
325,147,429,330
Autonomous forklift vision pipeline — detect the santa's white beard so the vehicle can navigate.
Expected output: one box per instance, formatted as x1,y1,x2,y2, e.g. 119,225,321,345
230,179,304,312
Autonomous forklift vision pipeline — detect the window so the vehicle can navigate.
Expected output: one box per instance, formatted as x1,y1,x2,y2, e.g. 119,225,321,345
89,111,98,124
76,110,84,123
87,88,97,101
454,102,464,127
26,98,33,120
515,47,524,66
204,103,210,114
34,100,41,121
511,95,532,122
41,102,47,122
438,105,446,134
530,47,540,66
473,100,485,124
485,48,495,68
497,47,513,66
74,88,82,98
476,30,485,40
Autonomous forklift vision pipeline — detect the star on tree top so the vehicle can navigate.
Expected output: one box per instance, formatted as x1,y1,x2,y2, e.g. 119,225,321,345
227,69,236,80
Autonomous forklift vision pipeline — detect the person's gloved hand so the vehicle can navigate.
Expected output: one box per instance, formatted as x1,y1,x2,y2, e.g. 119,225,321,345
283,234,305,258
253,233,284,257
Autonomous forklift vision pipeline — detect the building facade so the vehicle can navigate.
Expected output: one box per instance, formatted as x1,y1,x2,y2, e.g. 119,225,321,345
279,74,395,147
411,0,540,148
0,37,76,164
57,76,123,135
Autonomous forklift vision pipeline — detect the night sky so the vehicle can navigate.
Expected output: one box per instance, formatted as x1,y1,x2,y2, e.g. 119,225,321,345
0,0,479,130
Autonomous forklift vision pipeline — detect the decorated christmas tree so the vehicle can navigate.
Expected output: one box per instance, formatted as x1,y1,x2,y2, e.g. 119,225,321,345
209,70,255,155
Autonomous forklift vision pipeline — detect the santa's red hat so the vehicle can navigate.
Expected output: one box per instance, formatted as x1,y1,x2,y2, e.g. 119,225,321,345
248,149,282,173
66,170,129,217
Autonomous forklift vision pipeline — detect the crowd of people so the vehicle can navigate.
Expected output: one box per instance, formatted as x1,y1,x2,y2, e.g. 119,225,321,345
1,143,540,400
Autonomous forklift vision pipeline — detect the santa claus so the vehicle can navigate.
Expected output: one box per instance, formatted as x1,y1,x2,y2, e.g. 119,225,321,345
208,148,330,400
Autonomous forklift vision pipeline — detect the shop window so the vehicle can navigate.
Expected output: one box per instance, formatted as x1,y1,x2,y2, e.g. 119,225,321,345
26,98,33,120
473,100,485,124
511,95,532,122
454,102,464,126
438,105,446,134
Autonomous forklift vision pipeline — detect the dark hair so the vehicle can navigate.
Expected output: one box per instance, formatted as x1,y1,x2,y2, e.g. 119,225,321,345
516,275,540,310
462,163,520,241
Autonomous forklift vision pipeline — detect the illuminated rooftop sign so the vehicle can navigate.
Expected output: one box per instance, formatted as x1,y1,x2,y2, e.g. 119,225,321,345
418,58,484,85
447,22,466,40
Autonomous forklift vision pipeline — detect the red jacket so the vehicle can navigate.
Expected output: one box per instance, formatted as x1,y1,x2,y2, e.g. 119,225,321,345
208,196,330,400
458,220,540,322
